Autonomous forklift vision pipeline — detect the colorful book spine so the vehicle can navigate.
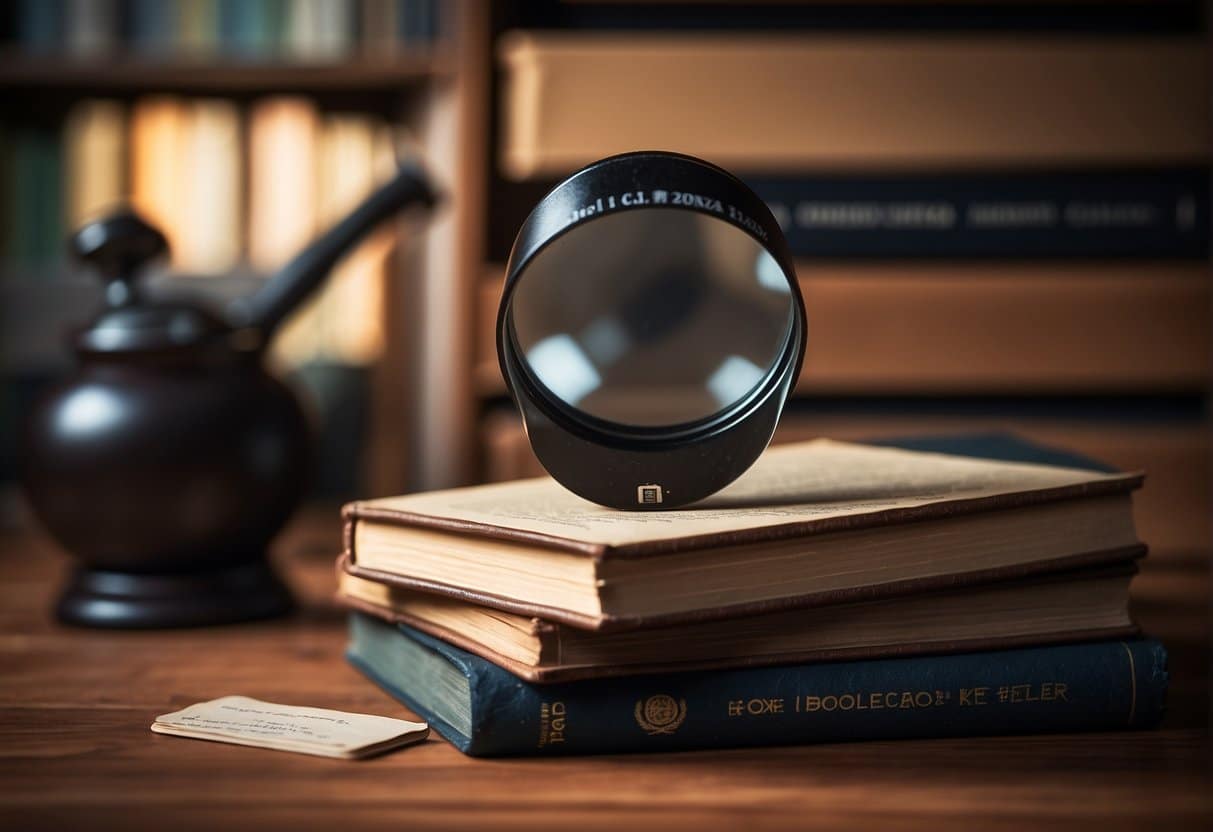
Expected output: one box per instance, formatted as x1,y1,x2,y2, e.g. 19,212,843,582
4,125,64,267
65,0,118,56
218,0,284,58
16,0,66,53
347,614,1168,757
128,0,179,56
748,170,1210,259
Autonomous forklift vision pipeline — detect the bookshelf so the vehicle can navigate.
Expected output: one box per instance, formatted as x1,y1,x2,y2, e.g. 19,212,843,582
0,0,487,499
0,54,450,93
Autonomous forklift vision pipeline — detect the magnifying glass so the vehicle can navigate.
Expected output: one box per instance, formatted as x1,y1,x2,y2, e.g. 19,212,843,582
498,151,807,510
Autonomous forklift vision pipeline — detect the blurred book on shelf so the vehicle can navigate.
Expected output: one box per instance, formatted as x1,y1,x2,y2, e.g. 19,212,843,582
498,33,1208,178
747,171,1209,260
490,32,1210,262
129,96,189,259
477,262,1210,397
65,0,119,56
64,99,125,229
248,96,318,275
179,99,243,273
274,108,400,367
0,123,63,267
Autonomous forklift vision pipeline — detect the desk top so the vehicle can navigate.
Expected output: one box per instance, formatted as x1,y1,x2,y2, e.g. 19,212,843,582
1,507,1209,832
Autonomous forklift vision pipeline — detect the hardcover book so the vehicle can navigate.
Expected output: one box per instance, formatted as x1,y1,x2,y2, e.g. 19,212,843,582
498,33,1208,179
748,170,1210,259
342,439,1144,631
339,564,1138,683
475,263,1211,398
347,614,1168,757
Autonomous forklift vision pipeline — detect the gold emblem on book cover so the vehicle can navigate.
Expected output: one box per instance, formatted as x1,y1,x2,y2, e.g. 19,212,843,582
634,694,687,735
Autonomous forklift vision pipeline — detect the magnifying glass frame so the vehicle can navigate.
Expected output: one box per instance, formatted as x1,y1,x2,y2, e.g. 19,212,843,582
498,151,807,510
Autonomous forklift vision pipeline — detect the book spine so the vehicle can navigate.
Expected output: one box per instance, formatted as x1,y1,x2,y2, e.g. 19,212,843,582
499,36,1208,179
128,0,178,56
748,171,1210,259
65,0,117,56
465,640,1167,756
17,0,65,54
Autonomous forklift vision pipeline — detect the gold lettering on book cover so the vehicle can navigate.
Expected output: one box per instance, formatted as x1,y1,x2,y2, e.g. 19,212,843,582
634,694,687,735
720,682,1072,717
537,701,567,747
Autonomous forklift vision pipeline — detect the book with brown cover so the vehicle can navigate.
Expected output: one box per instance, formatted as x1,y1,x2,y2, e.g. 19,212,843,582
475,262,1211,397
130,96,188,261
342,439,1144,631
498,33,1209,179
337,561,1139,683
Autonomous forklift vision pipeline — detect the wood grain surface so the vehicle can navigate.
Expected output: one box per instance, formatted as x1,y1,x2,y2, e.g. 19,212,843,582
1,507,1208,832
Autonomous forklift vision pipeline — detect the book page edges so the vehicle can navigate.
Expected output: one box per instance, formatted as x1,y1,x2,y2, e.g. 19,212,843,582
339,583,1139,685
339,544,1145,633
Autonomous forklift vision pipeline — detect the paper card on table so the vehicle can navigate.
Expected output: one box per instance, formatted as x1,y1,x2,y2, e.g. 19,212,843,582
151,695,429,759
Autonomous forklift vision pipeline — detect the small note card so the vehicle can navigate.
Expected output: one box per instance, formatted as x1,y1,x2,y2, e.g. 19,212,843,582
151,696,429,760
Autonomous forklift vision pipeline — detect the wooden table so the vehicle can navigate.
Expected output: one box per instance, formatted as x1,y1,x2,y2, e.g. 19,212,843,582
2,507,1209,831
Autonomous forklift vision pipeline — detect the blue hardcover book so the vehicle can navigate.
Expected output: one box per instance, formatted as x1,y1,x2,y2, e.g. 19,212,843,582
127,0,178,56
218,0,281,58
16,0,65,53
746,170,1209,259
347,614,1167,757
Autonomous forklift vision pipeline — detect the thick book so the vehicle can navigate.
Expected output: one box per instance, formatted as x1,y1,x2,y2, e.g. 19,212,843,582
343,439,1144,631
498,33,1209,179
178,100,243,274
4,125,63,267
248,96,318,273
489,171,1210,261
130,97,189,265
748,170,1210,259
339,563,1138,682
64,100,125,231
347,613,1168,757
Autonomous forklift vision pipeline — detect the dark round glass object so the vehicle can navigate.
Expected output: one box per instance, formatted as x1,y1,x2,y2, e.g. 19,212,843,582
499,151,806,510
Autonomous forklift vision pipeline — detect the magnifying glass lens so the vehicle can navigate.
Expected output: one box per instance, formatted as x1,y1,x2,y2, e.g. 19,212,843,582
498,151,805,509
509,209,795,429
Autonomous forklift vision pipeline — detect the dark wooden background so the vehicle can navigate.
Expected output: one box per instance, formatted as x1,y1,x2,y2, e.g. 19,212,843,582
1,508,1208,832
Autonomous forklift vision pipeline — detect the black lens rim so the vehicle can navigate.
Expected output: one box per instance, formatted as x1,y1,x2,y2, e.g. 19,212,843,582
503,237,799,444
497,150,807,507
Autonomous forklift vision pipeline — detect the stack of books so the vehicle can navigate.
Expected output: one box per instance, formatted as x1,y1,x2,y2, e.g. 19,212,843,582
339,437,1167,756
496,31,1208,259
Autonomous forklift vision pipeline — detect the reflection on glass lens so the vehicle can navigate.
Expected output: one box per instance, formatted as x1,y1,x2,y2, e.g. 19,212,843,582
509,208,795,428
